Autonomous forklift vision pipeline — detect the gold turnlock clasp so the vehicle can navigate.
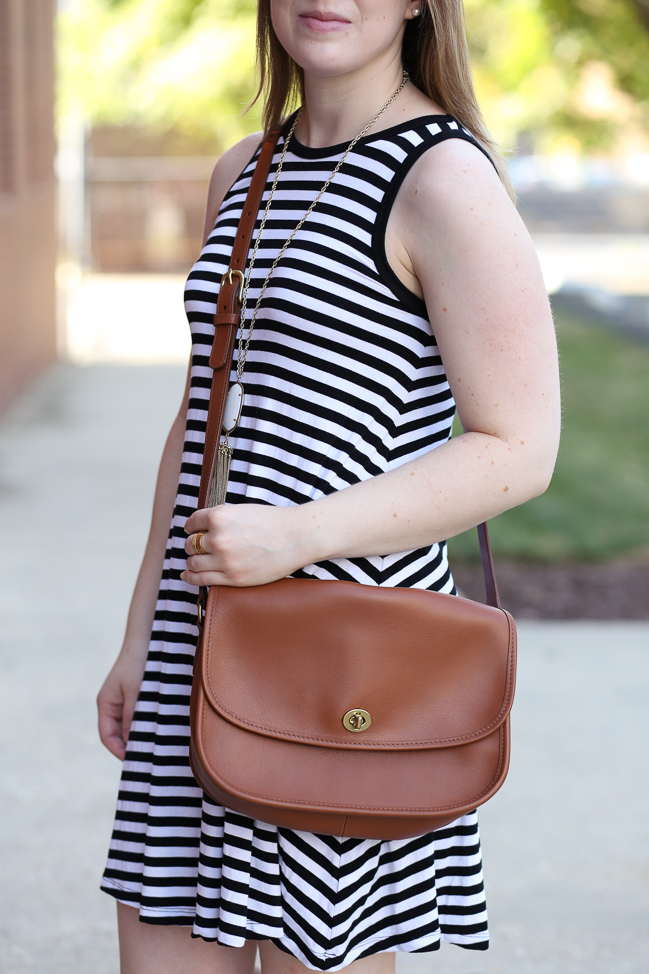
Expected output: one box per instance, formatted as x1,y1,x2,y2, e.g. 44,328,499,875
342,709,372,733
220,268,245,303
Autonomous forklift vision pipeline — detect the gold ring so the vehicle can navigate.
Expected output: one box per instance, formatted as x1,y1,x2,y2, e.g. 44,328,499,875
192,531,208,556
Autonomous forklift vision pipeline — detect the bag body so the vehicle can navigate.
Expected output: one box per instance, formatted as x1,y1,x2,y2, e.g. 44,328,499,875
190,578,516,840
189,126,518,842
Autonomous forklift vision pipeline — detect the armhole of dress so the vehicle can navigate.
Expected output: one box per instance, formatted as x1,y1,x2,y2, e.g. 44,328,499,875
204,161,258,249
206,124,286,245
214,113,295,234
371,129,497,318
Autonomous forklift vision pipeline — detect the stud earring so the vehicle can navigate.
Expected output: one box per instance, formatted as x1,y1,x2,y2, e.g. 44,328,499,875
413,7,421,15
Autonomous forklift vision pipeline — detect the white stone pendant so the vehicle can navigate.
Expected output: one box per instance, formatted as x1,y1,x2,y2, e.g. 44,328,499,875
223,381,244,433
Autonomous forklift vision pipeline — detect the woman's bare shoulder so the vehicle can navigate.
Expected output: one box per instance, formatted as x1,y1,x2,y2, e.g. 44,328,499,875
201,131,264,244
404,135,512,220
394,135,528,286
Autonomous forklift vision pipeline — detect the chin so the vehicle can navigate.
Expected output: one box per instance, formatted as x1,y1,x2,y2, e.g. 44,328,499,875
298,53,361,79
284,38,361,78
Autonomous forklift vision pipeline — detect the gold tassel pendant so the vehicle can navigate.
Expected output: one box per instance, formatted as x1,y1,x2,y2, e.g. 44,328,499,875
209,382,243,506
210,436,234,507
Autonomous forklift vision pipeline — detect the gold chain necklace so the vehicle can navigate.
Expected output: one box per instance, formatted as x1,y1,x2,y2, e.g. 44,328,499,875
210,71,409,507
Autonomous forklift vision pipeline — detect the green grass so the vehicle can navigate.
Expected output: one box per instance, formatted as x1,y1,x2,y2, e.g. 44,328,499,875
447,310,649,563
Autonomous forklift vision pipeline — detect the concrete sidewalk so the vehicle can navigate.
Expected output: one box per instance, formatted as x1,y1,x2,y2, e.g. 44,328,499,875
0,364,647,974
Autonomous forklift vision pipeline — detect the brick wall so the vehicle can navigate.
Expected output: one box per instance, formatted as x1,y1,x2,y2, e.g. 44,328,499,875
89,155,213,272
0,0,56,413
87,125,217,273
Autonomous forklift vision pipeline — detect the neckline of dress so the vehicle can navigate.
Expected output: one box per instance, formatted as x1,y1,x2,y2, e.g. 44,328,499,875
283,112,455,159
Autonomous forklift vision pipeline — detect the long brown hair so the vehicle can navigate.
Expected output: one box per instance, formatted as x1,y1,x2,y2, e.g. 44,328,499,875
253,0,514,199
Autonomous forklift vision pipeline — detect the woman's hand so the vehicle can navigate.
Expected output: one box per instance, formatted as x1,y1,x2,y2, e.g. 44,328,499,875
97,647,148,760
182,503,313,588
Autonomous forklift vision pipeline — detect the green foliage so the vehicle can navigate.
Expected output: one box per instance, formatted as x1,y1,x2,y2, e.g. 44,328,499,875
466,0,564,148
58,0,261,149
541,0,649,105
466,0,649,150
58,0,649,152
448,311,649,562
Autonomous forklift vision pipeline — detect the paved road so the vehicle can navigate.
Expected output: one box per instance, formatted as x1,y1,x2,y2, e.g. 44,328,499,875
1,364,647,974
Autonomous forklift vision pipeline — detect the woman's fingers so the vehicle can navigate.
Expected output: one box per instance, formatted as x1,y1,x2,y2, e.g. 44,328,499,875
184,553,219,574
184,530,211,558
180,568,229,588
182,510,225,581
100,724,127,761
97,666,143,761
181,503,306,587
184,508,211,537
97,689,128,761
184,506,223,559
121,694,138,746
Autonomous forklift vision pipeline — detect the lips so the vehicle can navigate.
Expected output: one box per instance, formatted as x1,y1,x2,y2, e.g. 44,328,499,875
299,9,351,32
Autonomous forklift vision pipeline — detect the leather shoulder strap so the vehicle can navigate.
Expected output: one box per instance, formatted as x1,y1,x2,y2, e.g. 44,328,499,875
477,521,501,608
197,127,282,512
195,124,502,610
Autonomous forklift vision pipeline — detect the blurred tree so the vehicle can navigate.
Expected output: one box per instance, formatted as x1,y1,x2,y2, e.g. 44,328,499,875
540,0,649,142
631,0,649,27
467,0,649,152
58,0,260,151
59,0,649,154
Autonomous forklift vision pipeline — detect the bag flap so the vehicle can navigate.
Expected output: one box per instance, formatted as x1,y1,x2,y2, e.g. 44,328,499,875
201,578,516,750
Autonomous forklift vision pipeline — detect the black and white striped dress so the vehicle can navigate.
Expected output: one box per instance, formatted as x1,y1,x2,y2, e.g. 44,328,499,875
101,114,490,969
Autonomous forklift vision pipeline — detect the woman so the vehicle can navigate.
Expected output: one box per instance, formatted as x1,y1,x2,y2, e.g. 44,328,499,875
98,2,560,972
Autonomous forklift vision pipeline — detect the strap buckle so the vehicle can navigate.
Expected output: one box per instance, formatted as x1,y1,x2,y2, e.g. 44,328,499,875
220,268,245,303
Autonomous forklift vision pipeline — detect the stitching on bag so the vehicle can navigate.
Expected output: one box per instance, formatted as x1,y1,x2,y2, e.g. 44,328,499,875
199,693,509,814
203,607,516,748
205,726,507,812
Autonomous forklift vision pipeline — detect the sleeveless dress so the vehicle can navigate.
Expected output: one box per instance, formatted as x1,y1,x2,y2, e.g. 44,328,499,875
101,114,491,970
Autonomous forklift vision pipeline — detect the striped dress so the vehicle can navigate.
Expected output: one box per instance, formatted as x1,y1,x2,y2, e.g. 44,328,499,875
101,114,490,969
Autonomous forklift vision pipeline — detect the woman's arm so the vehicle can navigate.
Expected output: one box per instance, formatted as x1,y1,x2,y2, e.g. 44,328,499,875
97,133,264,759
181,139,560,587
97,363,191,759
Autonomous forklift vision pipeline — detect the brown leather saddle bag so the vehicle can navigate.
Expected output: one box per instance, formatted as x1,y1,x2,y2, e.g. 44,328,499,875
190,578,515,839
189,128,517,840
